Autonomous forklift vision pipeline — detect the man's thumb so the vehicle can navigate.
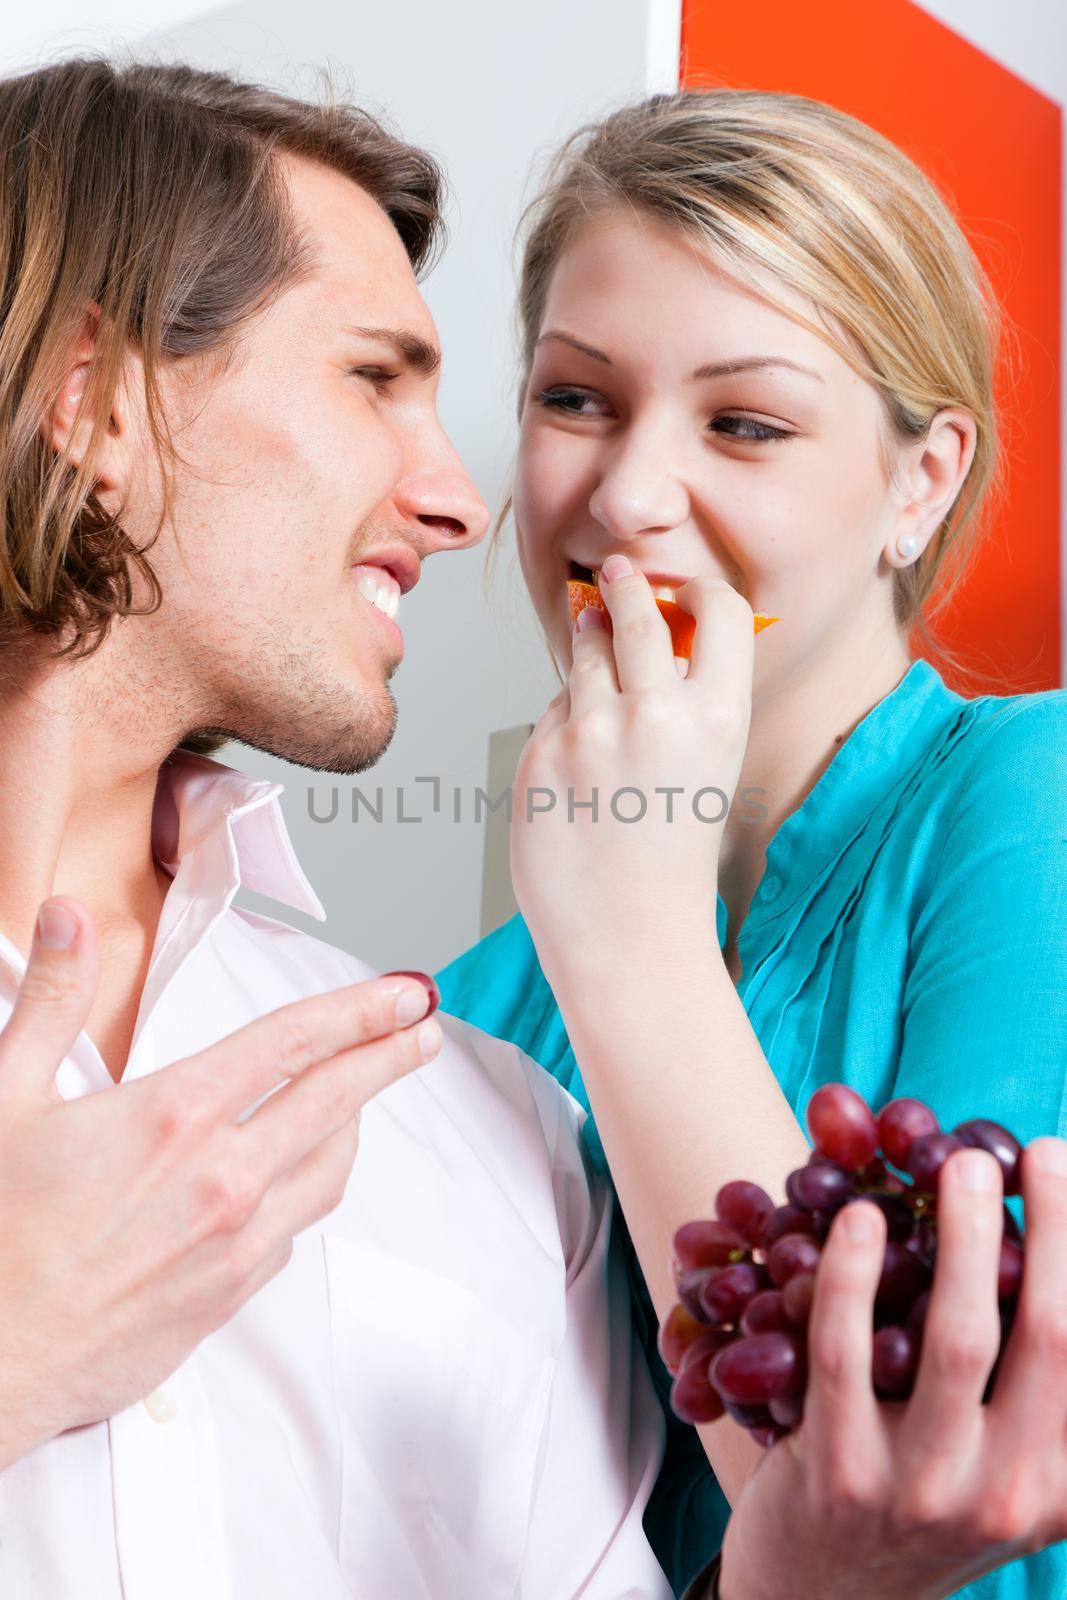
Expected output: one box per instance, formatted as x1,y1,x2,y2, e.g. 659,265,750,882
0,898,99,1096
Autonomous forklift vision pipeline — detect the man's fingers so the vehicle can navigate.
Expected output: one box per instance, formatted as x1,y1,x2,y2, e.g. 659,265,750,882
183,973,439,1120
237,1012,443,1185
0,898,99,1099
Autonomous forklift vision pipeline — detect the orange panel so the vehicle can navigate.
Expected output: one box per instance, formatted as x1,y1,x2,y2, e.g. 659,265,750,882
681,0,1062,692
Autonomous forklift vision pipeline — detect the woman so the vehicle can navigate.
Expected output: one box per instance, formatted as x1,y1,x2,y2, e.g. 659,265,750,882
436,90,1067,1598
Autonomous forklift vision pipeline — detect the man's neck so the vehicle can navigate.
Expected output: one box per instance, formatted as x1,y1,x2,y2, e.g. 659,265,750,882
0,637,178,969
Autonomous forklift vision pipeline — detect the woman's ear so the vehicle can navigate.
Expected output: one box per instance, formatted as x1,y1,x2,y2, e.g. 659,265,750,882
884,408,977,568
40,304,139,501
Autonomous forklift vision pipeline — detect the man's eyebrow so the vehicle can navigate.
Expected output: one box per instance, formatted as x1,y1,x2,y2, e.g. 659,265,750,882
536,329,824,384
342,324,441,377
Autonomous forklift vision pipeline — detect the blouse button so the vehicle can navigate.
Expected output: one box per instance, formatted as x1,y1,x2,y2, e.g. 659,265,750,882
760,875,783,904
143,1387,178,1423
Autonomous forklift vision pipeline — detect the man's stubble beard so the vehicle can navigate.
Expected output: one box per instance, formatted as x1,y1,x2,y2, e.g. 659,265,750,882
188,629,401,777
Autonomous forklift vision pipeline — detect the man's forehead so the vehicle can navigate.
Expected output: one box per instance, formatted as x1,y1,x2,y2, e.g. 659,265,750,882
282,154,436,339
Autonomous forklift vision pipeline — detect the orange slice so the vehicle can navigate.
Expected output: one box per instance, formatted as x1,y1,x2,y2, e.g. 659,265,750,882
566,578,779,661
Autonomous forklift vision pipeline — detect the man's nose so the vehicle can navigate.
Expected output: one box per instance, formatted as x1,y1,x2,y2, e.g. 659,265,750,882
395,444,490,553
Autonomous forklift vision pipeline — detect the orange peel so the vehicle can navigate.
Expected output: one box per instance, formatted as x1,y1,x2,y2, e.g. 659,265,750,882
566,577,779,661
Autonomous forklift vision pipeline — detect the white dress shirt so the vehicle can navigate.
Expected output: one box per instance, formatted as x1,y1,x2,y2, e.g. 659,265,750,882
0,750,674,1599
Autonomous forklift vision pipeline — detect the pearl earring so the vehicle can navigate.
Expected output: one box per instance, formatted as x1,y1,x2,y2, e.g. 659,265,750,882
897,534,919,562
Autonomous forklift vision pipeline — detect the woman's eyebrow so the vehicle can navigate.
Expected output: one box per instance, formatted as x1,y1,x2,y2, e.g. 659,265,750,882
536,330,823,384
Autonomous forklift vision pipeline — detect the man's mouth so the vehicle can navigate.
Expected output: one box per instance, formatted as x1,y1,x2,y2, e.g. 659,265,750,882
352,563,401,621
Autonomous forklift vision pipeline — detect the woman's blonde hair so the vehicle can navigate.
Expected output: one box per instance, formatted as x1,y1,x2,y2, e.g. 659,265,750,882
489,88,1008,678
0,53,445,752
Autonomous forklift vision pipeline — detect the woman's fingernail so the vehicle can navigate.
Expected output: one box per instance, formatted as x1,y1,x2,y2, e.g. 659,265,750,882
37,901,78,950
954,1149,997,1192
843,1202,879,1242
600,554,633,583
575,606,607,632
385,971,441,1025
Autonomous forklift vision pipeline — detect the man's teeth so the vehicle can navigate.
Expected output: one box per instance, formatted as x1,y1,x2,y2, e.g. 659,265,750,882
354,566,400,620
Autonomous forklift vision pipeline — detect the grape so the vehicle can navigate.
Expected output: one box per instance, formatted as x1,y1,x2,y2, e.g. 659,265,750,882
675,1267,715,1325
672,1219,748,1272
723,1398,773,1429
877,1097,939,1169
867,1191,915,1242
768,1392,804,1428
665,1083,1027,1451
657,1302,707,1374
786,1162,855,1214
715,1180,775,1244
767,1232,822,1287
699,1261,763,1324
710,1331,804,1404
678,1329,733,1377
741,1290,791,1336
760,1203,818,1248
872,1325,918,1398
807,1084,879,1170
906,1289,931,1343
875,1238,932,1317
998,1237,1024,1300
954,1119,1022,1197
906,1131,966,1192
671,1359,727,1424
782,1271,815,1329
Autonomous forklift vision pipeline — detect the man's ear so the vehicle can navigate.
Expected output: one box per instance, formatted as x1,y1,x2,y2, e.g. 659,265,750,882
884,408,978,568
40,304,138,500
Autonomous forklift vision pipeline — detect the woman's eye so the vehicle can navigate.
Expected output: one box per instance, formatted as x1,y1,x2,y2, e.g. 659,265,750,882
711,415,792,444
532,386,609,418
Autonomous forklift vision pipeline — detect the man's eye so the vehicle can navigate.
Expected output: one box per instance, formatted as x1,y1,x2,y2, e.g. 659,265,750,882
351,367,400,392
532,386,609,418
711,415,792,443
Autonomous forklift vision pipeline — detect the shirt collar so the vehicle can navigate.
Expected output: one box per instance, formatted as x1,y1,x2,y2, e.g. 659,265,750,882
153,748,326,921
742,657,966,928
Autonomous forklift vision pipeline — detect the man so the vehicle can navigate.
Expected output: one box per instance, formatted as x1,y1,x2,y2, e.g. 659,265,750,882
2,53,1064,1600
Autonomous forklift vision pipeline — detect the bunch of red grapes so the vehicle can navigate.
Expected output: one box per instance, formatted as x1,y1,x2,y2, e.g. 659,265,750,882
661,1084,1025,1448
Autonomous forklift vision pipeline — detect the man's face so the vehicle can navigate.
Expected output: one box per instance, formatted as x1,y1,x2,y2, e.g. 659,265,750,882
122,155,488,774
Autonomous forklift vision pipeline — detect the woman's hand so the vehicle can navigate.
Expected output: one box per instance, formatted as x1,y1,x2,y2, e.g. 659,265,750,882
510,553,755,988
718,1140,1067,1600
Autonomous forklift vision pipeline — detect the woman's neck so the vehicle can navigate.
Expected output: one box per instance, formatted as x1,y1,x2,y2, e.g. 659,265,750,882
717,627,915,953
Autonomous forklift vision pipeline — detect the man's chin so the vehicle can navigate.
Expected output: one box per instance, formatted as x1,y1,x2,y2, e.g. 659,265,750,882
212,682,399,776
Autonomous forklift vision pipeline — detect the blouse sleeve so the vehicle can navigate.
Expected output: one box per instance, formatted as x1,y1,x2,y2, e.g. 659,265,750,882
889,693,1067,1600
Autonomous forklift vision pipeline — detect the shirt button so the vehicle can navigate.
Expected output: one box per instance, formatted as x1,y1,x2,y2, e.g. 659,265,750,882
143,1387,178,1423
760,875,783,904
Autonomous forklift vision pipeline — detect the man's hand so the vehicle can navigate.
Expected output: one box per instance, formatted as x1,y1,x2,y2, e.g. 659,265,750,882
0,896,442,1469
717,1141,1067,1600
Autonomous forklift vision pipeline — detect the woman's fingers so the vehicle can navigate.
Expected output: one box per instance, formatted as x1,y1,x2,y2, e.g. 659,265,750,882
593,557,677,693
899,1148,1002,1470
987,1139,1067,1454
566,607,620,714
803,1199,887,1497
681,576,755,694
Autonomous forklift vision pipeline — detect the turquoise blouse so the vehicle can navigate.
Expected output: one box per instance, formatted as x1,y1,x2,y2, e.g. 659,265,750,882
435,656,1067,1599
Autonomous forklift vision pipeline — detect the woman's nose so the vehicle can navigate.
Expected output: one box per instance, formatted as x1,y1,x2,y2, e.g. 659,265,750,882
587,452,691,542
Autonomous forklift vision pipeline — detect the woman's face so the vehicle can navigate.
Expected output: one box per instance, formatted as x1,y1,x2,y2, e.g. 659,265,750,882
514,208,917,686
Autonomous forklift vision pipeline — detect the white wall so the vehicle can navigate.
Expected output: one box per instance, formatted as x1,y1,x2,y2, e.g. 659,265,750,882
3,0,1061,975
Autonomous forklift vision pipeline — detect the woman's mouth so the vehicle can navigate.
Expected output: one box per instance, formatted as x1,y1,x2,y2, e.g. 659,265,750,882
565,560,779,654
